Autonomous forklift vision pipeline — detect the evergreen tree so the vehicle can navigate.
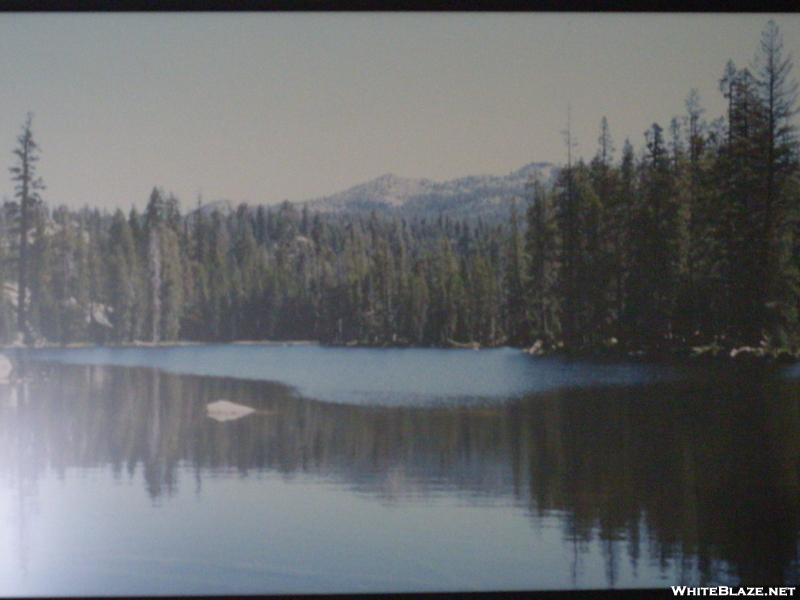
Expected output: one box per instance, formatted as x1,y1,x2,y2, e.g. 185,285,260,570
627,123,680,346
504,201,528,345
108,209,141,343
145,188,164,342
525,177,560,347
9,113,45,342
751,20,800,344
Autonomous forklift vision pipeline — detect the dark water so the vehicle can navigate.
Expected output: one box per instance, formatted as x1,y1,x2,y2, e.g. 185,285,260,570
1,346,799,595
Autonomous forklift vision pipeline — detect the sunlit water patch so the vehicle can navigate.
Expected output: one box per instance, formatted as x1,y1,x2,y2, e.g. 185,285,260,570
12,344,674,405
0,463,693,596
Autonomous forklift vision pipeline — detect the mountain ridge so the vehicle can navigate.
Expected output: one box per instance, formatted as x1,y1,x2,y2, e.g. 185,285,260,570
302,161,557,219
195,162,558,221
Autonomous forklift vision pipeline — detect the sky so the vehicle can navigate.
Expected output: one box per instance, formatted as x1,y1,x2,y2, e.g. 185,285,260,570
0,12,797,213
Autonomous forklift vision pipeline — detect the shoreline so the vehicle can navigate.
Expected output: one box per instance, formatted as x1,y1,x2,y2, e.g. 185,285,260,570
1,337,797,367
0,339,322,350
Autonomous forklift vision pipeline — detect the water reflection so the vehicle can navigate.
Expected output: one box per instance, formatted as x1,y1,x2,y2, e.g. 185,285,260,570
1,359,799,590
0,378,35,579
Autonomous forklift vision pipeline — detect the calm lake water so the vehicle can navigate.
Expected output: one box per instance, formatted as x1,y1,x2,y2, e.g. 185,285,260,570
1,345,799,595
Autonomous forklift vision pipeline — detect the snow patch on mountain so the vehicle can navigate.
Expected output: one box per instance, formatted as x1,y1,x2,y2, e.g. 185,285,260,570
311,173,440,209
304,162,558,216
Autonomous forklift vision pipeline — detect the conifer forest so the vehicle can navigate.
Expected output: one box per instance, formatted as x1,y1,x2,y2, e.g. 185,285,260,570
2,21,799,357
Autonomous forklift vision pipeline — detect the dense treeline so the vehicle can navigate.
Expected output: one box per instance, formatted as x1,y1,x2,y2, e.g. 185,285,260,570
1,21,798,354
522,21,800,355
0,187,513,347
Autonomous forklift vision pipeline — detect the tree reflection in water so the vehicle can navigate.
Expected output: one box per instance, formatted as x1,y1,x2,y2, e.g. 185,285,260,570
0,359,799,587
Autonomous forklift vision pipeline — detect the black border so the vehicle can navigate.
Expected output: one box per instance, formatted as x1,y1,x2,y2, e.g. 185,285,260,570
0,6,796,600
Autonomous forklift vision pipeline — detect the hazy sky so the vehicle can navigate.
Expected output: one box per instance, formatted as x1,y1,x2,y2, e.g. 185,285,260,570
0,12,797,213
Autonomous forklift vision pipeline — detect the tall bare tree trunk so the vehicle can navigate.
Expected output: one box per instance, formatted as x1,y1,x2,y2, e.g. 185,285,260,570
149,229,161,343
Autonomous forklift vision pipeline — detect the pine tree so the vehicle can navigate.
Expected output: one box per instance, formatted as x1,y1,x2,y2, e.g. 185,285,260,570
145,188,164,342
751,20,800,344
525,177,560,347
590,117,622,341
626,124,681,346
9,113,45,342
504,201,528,345
108,209,140,342
159,226,184,341
28,204,54,341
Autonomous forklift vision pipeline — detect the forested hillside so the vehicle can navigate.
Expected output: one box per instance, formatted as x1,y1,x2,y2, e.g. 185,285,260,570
0,21,797,357
0,188,517,347
522,21,800,356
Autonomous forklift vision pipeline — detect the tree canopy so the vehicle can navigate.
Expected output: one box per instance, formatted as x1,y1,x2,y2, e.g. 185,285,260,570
1,22,798,358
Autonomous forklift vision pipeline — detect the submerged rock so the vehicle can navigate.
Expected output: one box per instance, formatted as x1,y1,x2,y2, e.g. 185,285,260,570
206,399,256,422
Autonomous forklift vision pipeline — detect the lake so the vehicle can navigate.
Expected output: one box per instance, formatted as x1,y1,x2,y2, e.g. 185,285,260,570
0,345,798,595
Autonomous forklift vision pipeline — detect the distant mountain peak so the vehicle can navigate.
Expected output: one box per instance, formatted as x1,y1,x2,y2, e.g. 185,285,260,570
316,172,437,209
303,162,558,220
375,172,399,183
193,162,559,223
